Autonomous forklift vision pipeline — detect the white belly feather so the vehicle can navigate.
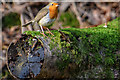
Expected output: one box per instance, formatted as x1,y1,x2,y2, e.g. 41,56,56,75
39,13,55,26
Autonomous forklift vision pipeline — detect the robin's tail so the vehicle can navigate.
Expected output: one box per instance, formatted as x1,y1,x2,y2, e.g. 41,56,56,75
22,20,33,27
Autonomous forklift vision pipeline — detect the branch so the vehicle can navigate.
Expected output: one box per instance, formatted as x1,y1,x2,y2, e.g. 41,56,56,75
71,3,82,27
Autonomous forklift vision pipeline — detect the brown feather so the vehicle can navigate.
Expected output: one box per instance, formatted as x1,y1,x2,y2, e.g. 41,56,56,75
34,7,48,22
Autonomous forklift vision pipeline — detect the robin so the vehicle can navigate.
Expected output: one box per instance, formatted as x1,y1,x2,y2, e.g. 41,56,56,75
22,2,59,36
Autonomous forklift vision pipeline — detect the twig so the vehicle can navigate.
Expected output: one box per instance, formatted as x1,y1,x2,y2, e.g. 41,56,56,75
25,17,33,31
71,2,82,28
1,2,29,17
20,13,27,34
26,6,34,19
0,56,6,61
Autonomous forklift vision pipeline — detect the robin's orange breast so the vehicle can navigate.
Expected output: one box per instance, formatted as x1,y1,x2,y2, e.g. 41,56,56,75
49,3,58,19
49,10,58,19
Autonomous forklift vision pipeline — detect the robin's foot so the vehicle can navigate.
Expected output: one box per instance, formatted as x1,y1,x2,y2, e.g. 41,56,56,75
46,28,54,36
41,33,48,38
46,31,54,36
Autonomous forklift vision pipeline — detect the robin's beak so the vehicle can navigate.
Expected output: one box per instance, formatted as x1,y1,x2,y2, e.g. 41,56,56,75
56,5,59,7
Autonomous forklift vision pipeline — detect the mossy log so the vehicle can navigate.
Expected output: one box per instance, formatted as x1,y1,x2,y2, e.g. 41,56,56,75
7,17,120,79
24,17,120,78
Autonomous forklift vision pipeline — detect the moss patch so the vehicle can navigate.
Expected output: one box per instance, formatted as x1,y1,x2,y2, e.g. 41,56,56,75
59,11,79,27
24,17,120,78
2,12,21,28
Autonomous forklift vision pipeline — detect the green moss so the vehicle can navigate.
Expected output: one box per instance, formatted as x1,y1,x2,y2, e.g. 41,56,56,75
24,17,120,78
2,12,21,28
59,11,79,27
56,59,71,71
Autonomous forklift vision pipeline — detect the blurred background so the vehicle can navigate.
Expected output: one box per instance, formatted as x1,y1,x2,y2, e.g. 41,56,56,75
0,2,119,79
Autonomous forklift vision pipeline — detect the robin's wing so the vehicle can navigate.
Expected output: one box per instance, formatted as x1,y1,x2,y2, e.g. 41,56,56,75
34,7,48,22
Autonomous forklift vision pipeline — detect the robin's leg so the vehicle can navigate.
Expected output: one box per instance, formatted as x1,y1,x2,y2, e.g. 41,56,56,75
39,25,48,37
46,28,54,36
42,26,54,36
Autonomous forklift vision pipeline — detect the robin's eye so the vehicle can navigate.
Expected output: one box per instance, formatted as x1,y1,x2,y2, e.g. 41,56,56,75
52,4,53,6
